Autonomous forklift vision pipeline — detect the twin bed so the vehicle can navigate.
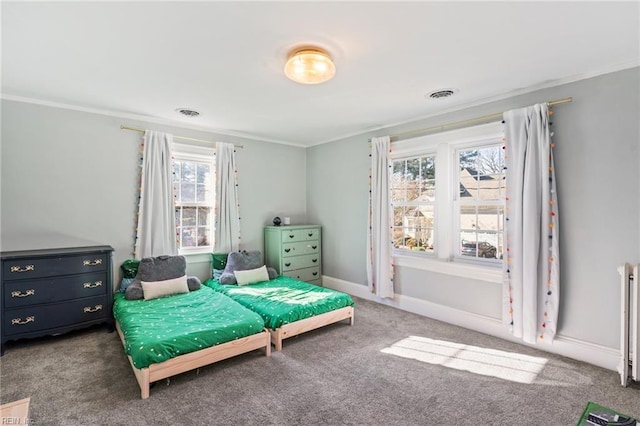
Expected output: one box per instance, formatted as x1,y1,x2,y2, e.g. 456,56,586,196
204,275,354,351
114,274,354,399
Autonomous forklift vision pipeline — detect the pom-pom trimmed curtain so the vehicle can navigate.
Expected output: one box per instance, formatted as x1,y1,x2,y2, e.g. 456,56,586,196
503,103,559,344
367,136,395,299
134,131,177,259
214,142,241,253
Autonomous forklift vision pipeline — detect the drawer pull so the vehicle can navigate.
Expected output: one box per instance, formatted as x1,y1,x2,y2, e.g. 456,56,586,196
84,304,103,313
311,245,318,250
10,265,35,273
312,258,318,263
285,262,291,267
312,272,318,276
288,234,295,239
83,281,103,289
11,316,35,325
11,289,35,298
83,259,103,266
308,232,314,237
284,248,291,253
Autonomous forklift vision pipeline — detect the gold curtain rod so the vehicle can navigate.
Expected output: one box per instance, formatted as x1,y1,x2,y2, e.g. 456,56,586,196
384,97,572,142
120,125,244,148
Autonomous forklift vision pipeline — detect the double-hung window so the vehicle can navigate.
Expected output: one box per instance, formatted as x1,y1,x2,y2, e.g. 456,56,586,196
454,144,505,260
390,121,505,270
391,155,436,253
172,144,215,254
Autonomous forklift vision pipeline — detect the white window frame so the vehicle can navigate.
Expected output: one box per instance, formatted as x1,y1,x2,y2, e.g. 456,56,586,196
390,121,504,282
391,153,437,256
172,142,216,255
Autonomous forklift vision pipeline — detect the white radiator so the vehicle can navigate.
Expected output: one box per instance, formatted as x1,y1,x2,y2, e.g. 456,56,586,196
619,263,639,386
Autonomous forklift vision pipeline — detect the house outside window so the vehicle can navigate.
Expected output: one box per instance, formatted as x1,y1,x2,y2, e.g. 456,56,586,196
455,145,505,260
172,144,215,254
390,121,505,273
391,155,436,253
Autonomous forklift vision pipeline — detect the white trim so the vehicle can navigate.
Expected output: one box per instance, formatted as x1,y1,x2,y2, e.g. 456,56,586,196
390,121,506,270
305,59,640,147
0,93,304,148
323,275,620,372
5,60,638,149
394,255,502,283
172,142,215,158
183,253,213,264
391,121,503,156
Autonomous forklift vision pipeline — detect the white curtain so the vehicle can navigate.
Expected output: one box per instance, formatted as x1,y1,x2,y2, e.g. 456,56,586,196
134,131,177,259
214,142,241,253
367,136,395,299
503,103,559,344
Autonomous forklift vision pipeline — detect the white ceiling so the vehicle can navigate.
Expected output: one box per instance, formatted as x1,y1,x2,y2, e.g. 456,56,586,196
2,1,639,147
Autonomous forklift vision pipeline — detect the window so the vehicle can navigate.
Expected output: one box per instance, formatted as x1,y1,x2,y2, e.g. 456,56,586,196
391,155,436,253
172,145,215,254
455,145,505,260
390,121,504,268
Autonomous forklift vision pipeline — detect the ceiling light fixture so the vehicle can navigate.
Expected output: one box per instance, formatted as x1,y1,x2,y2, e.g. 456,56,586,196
284,47,336,85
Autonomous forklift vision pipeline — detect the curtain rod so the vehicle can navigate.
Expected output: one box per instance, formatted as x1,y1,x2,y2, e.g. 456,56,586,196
120,125,244,148
378,97,572,142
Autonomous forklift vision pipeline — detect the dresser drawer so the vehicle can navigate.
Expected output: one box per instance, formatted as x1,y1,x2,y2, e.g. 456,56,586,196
3,253,108,280
3,296,108,336
282,241,320,257
281,228,320,243
283,267,321,282
282,254,321,271
4,272,107,308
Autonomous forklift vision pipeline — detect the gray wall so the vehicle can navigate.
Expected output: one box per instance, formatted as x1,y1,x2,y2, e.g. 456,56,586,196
0,100,307,280
1,68,638,351
307,67,640,349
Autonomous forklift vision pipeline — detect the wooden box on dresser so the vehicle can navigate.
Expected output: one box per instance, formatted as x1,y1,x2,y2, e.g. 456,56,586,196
264,225,321,286
1,244,114,355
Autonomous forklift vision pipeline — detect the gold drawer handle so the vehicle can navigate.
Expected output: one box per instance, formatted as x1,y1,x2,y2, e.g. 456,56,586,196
11,289,35,298
11,316,35,325
82,259,102,266
84,304,103,313
83,281,103,289
10,265,35,273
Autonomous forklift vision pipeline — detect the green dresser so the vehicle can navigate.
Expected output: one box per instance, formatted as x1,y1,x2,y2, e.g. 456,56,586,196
264,225,322,286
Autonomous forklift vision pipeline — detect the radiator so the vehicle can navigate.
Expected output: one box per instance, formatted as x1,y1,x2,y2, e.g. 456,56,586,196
619,263,639,386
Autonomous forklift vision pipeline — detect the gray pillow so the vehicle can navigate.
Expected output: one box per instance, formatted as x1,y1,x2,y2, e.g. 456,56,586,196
219,250,277,284
124,255,201,300
125,276,201,300
136,255,186,282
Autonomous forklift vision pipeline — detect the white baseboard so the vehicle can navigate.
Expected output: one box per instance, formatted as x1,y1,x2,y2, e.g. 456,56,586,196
323,275,620,372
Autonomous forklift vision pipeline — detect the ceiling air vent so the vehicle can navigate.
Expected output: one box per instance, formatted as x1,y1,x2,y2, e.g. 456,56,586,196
176,108,200,117
427,89,457,100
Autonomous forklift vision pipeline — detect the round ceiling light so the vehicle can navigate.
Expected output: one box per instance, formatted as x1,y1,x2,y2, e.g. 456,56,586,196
284,48,336,85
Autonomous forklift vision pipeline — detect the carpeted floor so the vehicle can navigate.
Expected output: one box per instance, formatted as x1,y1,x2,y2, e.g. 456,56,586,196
1,296,638,425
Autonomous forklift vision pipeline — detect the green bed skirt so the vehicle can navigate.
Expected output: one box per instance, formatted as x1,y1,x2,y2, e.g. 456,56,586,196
113,286,265,369
203,275,354,330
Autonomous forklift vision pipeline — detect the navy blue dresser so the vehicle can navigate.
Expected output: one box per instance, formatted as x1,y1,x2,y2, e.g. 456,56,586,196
1,245,114,355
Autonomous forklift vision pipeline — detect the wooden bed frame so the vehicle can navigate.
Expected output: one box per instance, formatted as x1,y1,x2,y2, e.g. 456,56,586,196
115,321,271,399
269,306,354,351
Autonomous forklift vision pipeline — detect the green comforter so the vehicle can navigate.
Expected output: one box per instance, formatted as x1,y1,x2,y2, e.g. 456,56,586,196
113,286,265,369
203,276,354,329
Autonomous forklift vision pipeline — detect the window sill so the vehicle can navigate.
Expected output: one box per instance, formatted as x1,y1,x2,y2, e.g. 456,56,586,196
180,252,213,264
394,254,502,283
